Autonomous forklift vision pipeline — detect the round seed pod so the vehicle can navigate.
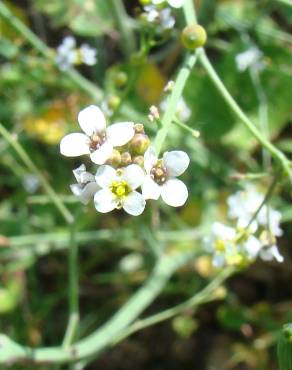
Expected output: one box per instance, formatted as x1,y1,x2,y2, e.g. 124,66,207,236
181,24,207,50
107,95,121,111
114,72,128,88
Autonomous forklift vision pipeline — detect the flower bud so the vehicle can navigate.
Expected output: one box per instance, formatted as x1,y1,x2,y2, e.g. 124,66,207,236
181,24,207,50
114,72,128,88
120,152,132,166
139,0,151,5
129,133,150,155
107,95,121,111
132,155,144,167
134,123,145,134
106,149,121,167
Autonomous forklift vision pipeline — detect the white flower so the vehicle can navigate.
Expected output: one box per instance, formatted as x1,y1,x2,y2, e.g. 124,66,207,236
144,5,175,30
160,97,191,122
22,174,40,194
152,0,184,8
205,222,237,267
259,245,284,263
79,44,97,66
60,105,135,165
235,46,265,73
56,36,97,71
227,183,283,236
119,253,144,273
70,164,99,204
56,36,77,71
94,164,146,216
142,147,189,207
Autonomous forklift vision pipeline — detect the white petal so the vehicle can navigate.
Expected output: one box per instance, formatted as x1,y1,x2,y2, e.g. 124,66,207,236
163,151,190,177
94,188,116,213
161,179,188,207
122,164,145,190
142,176,161,200
60,133,90,157
144,147,158,174
244,236,262,259
90,141,113,165
168,0,184,7
78,105,106,136
123,191,146,216
212,222,236,240
62,36,76,49
70,182,99,205
72,164,86,182
106,122,134,147
95,165,118,188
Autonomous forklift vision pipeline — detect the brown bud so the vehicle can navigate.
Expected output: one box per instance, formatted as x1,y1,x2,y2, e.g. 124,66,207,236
130,133,150,155
132,155,144,167
120,152,132,166
106,149,121,167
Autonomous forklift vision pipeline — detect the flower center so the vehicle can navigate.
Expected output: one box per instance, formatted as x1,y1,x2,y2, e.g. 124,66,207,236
111,181,131,199
214,239,226,252
150,161,167,185
89,132,106,152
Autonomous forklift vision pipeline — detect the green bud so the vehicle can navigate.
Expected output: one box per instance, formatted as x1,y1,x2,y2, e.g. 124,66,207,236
106,149,121,167
181,24,207,50
129,133,150,155
120,152,132,166
107,95,121,111
132,155,144,167
139,0,151,5
114,72,128,88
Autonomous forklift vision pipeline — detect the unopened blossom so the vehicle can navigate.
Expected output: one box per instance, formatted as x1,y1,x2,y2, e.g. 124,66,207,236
235,46,265,73
148,105,160,122
56,36,97,71
164,80,174,92
22,174,40,194
60,105,135,165
70,164,99,204
160,97,191,122
142,147,189,207
94,164,146,216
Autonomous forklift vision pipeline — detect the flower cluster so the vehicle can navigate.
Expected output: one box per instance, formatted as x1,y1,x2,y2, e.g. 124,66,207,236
205,183,283,268
56,36,97,71
235,46,265,73
60,105,190,216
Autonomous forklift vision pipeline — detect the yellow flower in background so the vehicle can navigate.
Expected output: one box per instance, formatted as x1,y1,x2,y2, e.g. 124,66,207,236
136,63,166,104
24,97,80,145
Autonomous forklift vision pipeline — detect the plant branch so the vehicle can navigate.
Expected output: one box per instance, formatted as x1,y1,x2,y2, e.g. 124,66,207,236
0,250,199,364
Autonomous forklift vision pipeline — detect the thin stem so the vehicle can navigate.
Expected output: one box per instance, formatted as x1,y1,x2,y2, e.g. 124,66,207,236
63,222,79,348
173,119,200,138
112,266,234,344
199,51,292,184
154,51,199,154
0,250,199,364
246,175,278,229
107,0,135,56
0,124,74,224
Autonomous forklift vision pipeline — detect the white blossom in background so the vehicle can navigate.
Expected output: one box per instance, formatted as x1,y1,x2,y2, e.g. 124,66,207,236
56,36,97,71
160,97,191,122
119,253,144,273
60,105,135,165
164,80,175,92
94,164,146,216
259,245,284,263
142,147,189,207
152,0,184,8
148,105,160,122
235,46,265,73
22,174,40,194
144,5,175,30
70,164,99,204
227,183,283,236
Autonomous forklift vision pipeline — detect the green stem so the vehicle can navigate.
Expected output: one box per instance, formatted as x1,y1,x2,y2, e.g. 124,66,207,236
199,51,292,183
0,124,73,224
154,51,199,154
63,222,79,347
107,0,135,56
112,266,234,344
0,251,199,364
